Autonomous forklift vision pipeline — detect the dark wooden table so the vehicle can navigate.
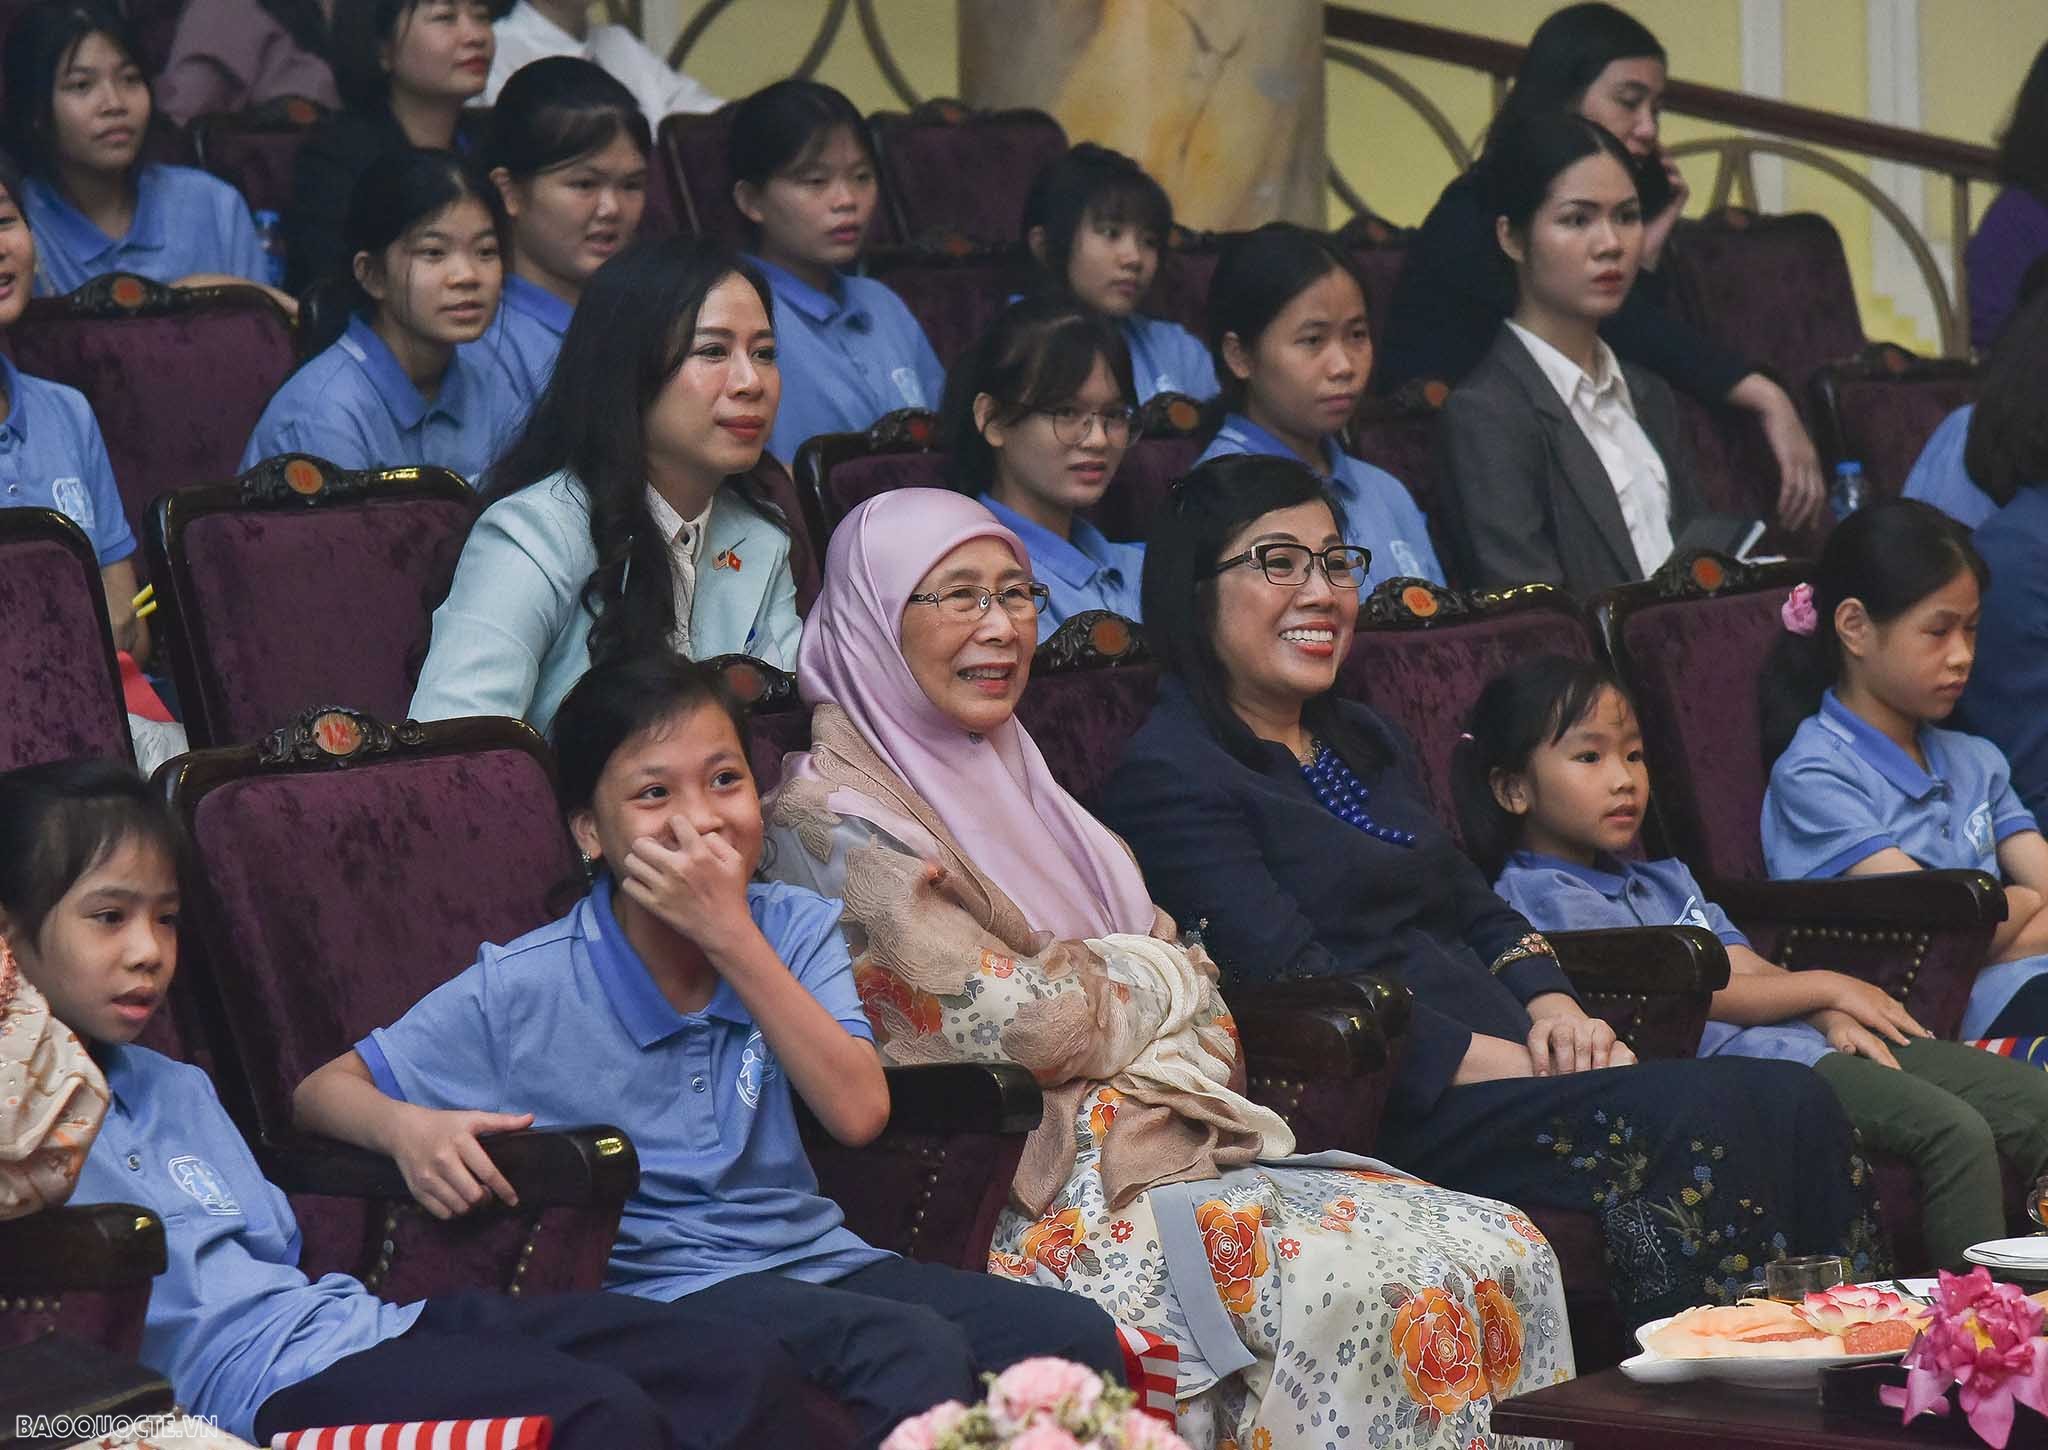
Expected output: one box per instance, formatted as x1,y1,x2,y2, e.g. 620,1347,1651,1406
1494,1366,2048,1447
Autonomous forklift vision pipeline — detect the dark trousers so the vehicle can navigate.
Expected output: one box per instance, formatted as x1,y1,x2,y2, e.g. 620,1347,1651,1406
685,1257,1127,1448
252,1289,816,1450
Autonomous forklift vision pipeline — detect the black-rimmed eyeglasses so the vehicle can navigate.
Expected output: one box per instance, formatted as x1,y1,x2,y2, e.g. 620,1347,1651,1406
1205,543,1372,588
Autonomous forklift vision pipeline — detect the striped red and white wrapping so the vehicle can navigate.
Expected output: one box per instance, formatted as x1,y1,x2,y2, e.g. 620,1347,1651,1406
269,1419,550,1450
1115,1323,1179,1423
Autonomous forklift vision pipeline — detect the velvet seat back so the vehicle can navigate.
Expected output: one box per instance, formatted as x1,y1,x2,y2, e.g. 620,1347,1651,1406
1811,352,1983,501
1666,211,1866,399
1601,560,1806,880
1015,662,1162,812
0,510,130,769
152,466,478,747
1337,586,1596,842
823,448,949,528
1349,241,1408,352
872,104,1067,245
13,282,297,571
173,717,579,1140
1347,388,1451,573
654,106,751,246
870,247,1030,368
192,99,327,215
1150,241,1221,342
1089,436,1203,543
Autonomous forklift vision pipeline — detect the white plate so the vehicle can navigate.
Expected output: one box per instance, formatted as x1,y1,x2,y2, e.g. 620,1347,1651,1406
1617,1280,1933,1389
1964,1238,2048,1276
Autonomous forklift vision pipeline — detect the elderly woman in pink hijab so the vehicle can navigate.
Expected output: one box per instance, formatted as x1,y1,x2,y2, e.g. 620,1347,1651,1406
762,488,1573,1450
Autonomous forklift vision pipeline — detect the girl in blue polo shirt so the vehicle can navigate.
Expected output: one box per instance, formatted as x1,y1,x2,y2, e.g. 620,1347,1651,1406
729,79,945,465
474,56,650,409
297,654,1125,1443
1761,498,2048,1044
1191,222,1444,593
3,2,275,301
1460,652,2048,1270
1020,143,1216,404
0,756,826,1448
941,297,1144,640
243,147,521,482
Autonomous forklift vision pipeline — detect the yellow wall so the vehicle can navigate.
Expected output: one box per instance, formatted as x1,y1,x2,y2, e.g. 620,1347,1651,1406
666,0,2047,352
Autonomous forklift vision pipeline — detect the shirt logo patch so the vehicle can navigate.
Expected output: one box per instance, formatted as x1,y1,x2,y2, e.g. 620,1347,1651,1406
736,1029,776,1110
50,477,93,530
1674,895,1714,932
891,367,925,408
167,1155,241,1216
1966,803,1995,856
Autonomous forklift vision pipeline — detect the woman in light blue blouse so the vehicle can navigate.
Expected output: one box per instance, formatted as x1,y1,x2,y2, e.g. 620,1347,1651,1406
4,1,278,303
473,56,650,409
730,79,944,465
242,148,521,482
411,237,803,735
1021,143,1217,404
1192,223,1443,593
940,297,1144,641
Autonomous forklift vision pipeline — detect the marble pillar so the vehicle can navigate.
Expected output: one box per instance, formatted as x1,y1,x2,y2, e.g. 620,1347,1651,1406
958,0,1325,230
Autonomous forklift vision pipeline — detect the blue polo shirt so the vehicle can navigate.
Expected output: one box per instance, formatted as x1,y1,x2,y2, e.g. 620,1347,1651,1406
1964,486,2048,828
241,315,522,484
71,1045,422,1441
472,274,574,410
1495,849,1831,1066
979,492,1144,641
25,164,268,296
1194,412,1445,591
359,875,892,1301
1122,315,1218,403
1763,689,2048,1037
1902,405,1998,529
0,352,133,565
750,255,945,465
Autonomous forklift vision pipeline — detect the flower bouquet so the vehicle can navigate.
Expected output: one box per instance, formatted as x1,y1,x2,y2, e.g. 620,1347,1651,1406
1884,1267,2048,1448
882,1359,1192,1450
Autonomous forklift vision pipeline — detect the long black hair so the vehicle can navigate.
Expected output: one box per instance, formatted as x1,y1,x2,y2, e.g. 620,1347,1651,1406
1492,2,1666,141
551,653,751,812
1140,451,1384,772
1481,108,1638,236
482,237,787,671
1020,142,1174,296
1203,221,1369,425
0,758,189,947
1759,498,1991,766
1996,41,2048,200
726,77,874,245
487,55,651,182
939,295,1134,493
1965,287,2048,506
1453,654,1633,879
2,1,152,182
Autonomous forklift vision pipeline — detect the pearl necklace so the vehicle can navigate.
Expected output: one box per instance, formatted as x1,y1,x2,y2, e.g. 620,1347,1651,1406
1300,741,1418,848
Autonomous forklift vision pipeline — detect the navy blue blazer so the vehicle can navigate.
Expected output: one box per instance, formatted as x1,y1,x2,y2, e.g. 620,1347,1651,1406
1100,677,1577,1117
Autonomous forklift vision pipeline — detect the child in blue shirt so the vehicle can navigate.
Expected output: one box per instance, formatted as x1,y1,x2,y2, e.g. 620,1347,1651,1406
473,57,651,410
1191,223,1444,593
0,152,145,662
1761,498,2048,1042
0,756,822,1449
243,148,522,484
4,3,277,304
1460,653,2048,1271
729,79,946,465
1021,143,1217,403
299,654,1124,1440
941,297,1145,640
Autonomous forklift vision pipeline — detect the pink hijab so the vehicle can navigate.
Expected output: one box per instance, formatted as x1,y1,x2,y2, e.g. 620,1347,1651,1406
791,489,1157,940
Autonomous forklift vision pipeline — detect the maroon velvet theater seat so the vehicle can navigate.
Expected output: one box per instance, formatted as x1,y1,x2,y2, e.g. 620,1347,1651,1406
1148,231,1225,342
0,507,131,769
1334,210,1412,352
871,100,1067,245
868,240,1031,368
146,456,479,748
1810,343,1984,501
191,95,329,217
795,409,946,533
1087,392,1205,543
1349,379,1453,576
653,105,748,246
13,276,298,574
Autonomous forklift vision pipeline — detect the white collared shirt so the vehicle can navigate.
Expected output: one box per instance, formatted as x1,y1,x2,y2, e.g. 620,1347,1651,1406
482,2,721,124
1507,320,1675,576
645,485,714,656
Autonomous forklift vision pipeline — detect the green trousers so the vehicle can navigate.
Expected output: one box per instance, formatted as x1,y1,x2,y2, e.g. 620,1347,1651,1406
1814,1037,2048,1271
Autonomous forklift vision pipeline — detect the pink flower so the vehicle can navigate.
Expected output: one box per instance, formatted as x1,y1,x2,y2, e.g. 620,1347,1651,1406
987,1357,1105,1432
880,1400,969,1450
1116,1409,1197,1450
1005,1428,1083,1450
1780,582,1819,636
1898,1268,2048,1447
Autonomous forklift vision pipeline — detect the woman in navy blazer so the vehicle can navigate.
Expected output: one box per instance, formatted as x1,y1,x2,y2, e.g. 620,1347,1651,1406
1099,452,1880,1325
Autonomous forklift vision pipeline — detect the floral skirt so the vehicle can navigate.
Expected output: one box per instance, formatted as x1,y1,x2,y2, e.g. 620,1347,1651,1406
990,1087,1574,1450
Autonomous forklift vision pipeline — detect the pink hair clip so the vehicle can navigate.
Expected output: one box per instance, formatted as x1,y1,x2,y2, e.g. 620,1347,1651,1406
1781,582,1819,636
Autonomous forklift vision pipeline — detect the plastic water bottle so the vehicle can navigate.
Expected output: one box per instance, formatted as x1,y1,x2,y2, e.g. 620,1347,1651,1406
1829,460,1867,522
252,208,287,288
